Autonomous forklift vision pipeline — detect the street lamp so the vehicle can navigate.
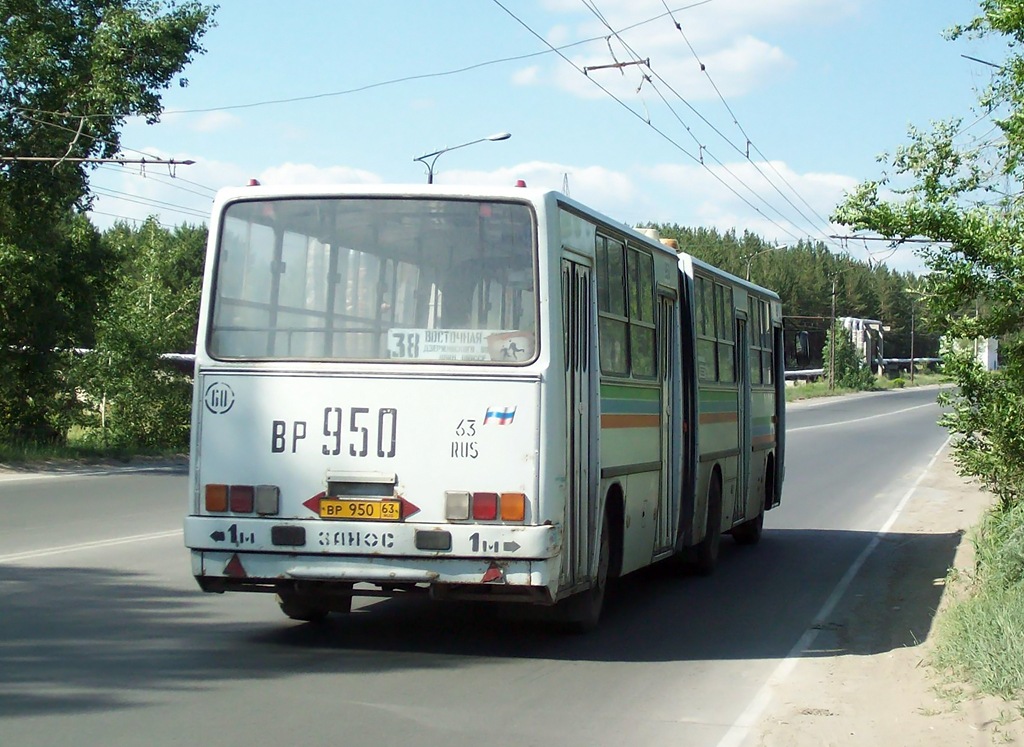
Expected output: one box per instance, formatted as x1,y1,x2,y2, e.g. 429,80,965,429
413,131,511,184
743,244,789,280
906,286,926,384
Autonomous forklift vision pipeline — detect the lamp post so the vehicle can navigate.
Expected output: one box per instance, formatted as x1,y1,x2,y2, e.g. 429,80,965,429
743,244,789,281
829,275,837,391
906,286,925,384
413,131,511,184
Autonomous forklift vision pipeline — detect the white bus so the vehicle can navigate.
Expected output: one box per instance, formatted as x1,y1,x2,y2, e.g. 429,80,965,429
184,183,785,631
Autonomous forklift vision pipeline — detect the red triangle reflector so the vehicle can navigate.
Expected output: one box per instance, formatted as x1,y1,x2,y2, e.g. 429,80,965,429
224,553,247,578
303,491,325,514
399,496,420,519
481,562,504,584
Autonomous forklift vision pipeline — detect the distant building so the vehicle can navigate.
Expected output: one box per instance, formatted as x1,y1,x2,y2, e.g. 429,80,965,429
839,317,886,373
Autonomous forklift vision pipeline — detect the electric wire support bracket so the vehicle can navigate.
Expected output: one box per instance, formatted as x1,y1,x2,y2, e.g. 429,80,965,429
584,58,649,76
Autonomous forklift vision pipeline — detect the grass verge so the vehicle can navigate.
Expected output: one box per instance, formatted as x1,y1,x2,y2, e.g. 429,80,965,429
932,500,1024,709
785,371,950,403
0,427,184,466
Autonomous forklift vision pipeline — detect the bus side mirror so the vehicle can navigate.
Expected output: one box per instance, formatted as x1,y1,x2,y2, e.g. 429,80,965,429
795,331,810,366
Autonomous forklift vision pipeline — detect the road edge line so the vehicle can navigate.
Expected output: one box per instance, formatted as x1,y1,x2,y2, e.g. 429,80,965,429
0,529,184,563
715,434,952,747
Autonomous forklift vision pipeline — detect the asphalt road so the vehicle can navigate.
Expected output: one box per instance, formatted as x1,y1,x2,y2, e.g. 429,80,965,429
0,386,950,747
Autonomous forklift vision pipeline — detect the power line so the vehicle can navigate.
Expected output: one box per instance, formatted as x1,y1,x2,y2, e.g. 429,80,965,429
10,3,711,121
10,110,221,202
0,155,193,166
91,187,209,220
570,0,832,246
492,0,807,245
631,1,841,245
96,164,217,199
89,209,172,228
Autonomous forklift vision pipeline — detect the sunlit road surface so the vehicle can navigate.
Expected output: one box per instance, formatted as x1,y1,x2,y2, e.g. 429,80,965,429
0,387,949,746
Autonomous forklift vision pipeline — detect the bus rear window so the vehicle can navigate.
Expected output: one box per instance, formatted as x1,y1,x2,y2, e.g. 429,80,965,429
208,197,537,363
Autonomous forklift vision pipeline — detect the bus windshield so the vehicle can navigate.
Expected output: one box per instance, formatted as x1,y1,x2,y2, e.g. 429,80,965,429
208,196,537,363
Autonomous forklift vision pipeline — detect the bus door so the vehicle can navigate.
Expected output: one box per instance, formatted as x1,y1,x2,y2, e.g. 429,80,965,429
735,313,752,524
772,323,785,506
561,257,595,587
655,292,676,553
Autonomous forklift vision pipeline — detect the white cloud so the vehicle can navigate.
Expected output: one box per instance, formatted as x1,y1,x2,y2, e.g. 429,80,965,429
192,111,241,133
88,148,251,229
515,0,856,101
644,159,856,243
512,65,542,86
88,148,925,271
439,161,637,210
257,162,383,185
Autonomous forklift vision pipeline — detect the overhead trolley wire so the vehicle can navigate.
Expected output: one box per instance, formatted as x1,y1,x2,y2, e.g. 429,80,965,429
492,0,805,245
570,0,828,245
649,0,842,247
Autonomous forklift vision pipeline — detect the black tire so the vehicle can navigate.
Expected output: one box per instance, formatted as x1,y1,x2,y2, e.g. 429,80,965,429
731,509,763,545
734,459,772,546
692,473,722,575
276,591,334,623
555,512,611,634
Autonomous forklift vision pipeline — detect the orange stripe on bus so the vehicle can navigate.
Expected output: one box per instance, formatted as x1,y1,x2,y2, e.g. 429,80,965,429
699,412,738,424
601,414,660,429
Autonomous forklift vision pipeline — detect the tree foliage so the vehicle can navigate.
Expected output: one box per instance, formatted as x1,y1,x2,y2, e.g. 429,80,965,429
835,0,1024,510
79,219,206,449
647,225,940,368
0,0,214,443
823,322,876,390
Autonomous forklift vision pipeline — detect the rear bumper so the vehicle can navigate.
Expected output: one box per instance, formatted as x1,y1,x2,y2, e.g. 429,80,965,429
191,550,560,603
186,517,563,603
184,515,560,557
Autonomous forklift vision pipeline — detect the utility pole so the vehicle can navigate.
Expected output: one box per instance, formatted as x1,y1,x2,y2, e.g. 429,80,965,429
829,276,837,391
910,298,916,384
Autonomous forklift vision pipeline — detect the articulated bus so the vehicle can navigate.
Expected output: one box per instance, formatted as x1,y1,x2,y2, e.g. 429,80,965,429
184,183,785,631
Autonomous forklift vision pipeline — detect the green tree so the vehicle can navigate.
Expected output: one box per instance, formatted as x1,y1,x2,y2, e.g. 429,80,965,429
79,219,206,449
0,0,215,444
822,322,876,390
834,1,1024,511
649,225,937,366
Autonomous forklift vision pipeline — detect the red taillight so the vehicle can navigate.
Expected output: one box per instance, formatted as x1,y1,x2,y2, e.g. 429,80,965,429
230,485,255,513
448,491,527,522
204,483,279,515
472,492,499,521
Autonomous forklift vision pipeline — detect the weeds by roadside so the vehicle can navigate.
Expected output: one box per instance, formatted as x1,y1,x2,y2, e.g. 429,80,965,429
785,371,950,403
931,499,1024,712
0,429,183,466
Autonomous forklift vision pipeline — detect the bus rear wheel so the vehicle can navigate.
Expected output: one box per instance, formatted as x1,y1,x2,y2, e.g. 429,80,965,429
555,512,610,634
692,473,722,575
276,585,352,622
277,592,330,623
734,458,772,546
731,510,763,545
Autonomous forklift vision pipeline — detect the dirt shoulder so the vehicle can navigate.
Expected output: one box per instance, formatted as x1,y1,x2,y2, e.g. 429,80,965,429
752,447,1024,746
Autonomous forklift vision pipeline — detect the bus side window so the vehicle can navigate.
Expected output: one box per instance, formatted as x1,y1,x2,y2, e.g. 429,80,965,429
695,275,716,381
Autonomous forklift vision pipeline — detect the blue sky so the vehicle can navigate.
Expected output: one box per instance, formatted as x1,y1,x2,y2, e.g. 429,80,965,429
89,0,1006,273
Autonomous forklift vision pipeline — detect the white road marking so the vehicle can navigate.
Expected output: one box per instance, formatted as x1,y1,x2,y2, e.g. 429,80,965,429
715,435,952,747
0,464,184,483
789,402,936,432
0,529,183,563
